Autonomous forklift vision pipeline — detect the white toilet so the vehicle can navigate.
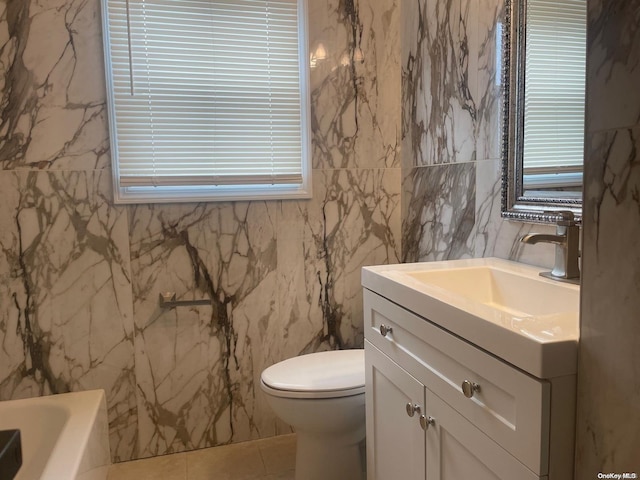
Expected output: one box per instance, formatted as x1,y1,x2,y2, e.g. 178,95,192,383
260,349,365,480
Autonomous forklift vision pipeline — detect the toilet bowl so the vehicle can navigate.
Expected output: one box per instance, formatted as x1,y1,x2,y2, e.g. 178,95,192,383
260,349,365,480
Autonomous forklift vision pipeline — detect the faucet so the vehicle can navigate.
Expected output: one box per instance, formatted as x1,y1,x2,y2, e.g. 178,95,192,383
520,211,580,283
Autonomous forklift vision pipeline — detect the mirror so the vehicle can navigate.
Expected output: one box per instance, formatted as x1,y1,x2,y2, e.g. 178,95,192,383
501,0,586,222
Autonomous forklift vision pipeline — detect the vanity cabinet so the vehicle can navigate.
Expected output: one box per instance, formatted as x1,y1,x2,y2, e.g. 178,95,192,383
364,289,576,480
366,343,538,480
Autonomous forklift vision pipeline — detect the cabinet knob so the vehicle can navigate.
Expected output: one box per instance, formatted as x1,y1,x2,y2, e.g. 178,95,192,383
379,324,393,337
461,380,481,398
405,403,421,417
419,415,435,430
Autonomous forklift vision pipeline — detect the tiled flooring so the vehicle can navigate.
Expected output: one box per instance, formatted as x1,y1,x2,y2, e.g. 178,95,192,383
107,434,296,480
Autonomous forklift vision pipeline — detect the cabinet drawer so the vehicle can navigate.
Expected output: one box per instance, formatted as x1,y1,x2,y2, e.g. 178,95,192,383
364,289,551,476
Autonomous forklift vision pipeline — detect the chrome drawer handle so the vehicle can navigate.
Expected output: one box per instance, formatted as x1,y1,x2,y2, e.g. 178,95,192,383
461,380,481,398
405,403,421,417
419,415,435,430
379,324,393,337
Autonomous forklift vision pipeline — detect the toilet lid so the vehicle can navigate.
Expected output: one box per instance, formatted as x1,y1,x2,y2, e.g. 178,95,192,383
261,350,364,393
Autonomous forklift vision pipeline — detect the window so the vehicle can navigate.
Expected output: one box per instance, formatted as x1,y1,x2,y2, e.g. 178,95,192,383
101,0,311,203
522,0,586,189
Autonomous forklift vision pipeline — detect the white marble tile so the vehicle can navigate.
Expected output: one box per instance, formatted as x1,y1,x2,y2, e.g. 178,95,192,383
576,126,640,476
473,159,555,268
309,0,400,169
128,202,279,458
402,0,480,167
476,0,504,162
277,168,401,358
0,0,110,171
577,3,640,471
0,169,137,461
401,164,476,262
585,1,640,132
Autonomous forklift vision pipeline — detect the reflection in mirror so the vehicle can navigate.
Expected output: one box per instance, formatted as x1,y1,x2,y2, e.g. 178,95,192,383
502,0,586,222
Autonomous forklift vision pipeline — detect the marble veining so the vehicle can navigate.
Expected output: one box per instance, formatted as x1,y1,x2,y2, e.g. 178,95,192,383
0,170,137,461
129,202,279,458
574,0,640,474
402,0,479,168
401,164,475,262
473,159,557,265
577,126,640,474
476,0,503,161
0,0,110,171
400,0,427,169
309,0,400,170
585,0,640,133
278,169,401,357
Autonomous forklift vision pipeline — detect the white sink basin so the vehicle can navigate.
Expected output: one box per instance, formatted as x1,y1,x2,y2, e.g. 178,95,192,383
404,266,577,317
362,258,580,378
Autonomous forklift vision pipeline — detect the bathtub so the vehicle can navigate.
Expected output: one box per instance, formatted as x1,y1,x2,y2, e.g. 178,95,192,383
0,390,111,480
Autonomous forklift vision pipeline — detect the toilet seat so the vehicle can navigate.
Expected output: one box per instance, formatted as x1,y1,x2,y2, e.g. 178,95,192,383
261,350,365,399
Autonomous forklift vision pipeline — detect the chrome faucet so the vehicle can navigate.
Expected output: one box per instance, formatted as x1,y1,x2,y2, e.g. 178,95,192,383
520,211,580,284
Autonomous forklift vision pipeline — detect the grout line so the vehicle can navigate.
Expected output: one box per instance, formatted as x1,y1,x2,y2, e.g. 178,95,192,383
257,441,270,475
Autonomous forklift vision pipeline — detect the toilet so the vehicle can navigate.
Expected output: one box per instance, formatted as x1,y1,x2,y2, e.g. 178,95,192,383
260,349,365,480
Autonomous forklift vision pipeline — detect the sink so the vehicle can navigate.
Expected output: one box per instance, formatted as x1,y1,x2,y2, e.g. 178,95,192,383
362,258,580,378
403,266,577,317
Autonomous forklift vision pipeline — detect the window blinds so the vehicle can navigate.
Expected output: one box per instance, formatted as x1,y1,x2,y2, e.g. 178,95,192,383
104,0,307,192
523,0,586,174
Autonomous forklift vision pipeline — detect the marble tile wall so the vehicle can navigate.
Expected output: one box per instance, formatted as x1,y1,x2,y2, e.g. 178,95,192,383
575,0,640,475
400,0,556,267
0,170,138,460
0,0,401,461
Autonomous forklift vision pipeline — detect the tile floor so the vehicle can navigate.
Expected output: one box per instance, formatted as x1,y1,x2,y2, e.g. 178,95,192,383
107,434,296,480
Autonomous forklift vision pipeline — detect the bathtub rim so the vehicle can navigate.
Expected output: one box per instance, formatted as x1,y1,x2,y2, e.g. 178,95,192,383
0,389,110,479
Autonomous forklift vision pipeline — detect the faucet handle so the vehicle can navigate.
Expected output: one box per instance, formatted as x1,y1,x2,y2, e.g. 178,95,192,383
544,210,577,226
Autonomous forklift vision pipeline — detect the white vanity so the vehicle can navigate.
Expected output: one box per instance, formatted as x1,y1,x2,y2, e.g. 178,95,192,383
362,258,579,480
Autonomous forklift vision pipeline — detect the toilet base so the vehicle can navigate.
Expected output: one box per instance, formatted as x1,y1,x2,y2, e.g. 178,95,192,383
295,430,365,480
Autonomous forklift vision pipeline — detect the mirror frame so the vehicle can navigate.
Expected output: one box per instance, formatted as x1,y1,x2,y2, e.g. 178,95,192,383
501,0,582,223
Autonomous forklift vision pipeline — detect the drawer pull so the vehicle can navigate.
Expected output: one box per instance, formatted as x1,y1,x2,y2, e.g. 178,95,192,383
419,415,435,430
379,324,393,337
461,380,481,398
405,403,421,417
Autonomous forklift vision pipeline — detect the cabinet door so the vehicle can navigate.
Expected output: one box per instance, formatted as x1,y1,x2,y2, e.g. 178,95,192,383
365,341,426,480
425,391,541,480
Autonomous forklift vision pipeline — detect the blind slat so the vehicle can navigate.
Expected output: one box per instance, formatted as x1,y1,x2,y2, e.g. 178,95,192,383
120,173,303,187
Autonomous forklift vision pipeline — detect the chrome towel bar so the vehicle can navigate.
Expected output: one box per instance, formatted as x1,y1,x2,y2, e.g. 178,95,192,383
158,292,211,309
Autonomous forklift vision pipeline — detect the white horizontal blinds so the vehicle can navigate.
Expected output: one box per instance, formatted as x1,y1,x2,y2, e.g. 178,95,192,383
108,0,303,187
523,0,586,173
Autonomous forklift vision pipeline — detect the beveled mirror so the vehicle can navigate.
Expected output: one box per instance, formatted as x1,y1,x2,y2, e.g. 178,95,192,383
502,0,586,222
